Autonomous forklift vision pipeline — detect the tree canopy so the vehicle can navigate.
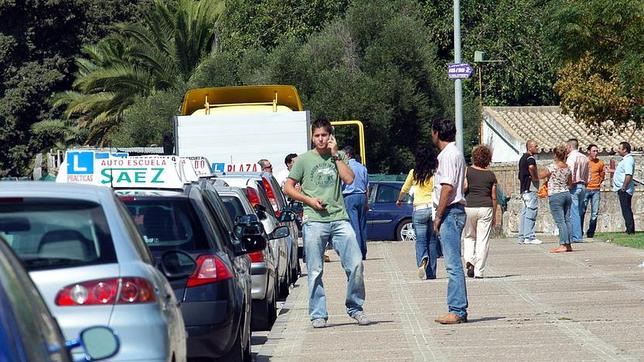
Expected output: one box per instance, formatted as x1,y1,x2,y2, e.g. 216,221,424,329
548,0,643,133
2,0,640,176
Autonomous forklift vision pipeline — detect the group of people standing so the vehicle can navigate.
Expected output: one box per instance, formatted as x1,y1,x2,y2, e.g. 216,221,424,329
279,116,636,330
518,139,636,253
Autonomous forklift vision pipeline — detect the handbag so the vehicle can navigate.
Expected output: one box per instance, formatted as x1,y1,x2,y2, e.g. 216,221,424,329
537,180,548,198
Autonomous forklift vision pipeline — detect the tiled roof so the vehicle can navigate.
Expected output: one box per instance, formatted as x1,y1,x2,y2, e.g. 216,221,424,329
484,106,643,153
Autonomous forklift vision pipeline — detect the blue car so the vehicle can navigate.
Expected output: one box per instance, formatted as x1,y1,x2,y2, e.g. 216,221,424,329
367,181,415,241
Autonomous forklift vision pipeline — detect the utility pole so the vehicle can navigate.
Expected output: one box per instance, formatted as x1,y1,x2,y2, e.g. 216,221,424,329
454,0,463,153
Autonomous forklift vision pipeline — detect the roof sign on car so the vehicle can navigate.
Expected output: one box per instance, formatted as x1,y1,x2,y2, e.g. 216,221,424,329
57,150,130,184
57,152,189,189
185,156,214,177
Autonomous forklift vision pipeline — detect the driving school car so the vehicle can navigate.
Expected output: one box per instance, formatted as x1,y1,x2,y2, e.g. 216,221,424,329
97,155,268,360
0,182,188,362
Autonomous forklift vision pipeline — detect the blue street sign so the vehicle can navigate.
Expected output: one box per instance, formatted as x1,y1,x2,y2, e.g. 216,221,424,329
448,63,474,79
67,151,94,175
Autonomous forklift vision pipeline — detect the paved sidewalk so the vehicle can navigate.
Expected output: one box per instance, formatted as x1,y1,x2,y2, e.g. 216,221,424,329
253,238,644,361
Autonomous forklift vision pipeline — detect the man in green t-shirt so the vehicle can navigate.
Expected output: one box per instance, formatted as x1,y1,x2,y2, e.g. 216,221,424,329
284,118,370,328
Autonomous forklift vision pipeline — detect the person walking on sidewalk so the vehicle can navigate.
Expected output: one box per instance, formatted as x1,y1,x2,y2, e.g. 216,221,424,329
583,144,605,238
397,146,440,280
284,118,370,329
612,142,636,234
341,146,370,260
463,145,498,279
540,145,573,253
517,140,543,245
431,118,468,324
566,138,589,243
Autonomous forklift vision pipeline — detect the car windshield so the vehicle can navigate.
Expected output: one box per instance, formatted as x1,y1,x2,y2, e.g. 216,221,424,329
122,198,210,251
221,196,246,220
0,198,117,271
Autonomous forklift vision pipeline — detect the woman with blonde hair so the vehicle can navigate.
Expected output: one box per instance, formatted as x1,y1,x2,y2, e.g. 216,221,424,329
540,145,573,253
463,145,497,278
397,146,439,279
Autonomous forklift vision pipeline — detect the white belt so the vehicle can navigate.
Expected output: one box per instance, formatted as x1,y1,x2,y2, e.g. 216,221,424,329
413,203,431,211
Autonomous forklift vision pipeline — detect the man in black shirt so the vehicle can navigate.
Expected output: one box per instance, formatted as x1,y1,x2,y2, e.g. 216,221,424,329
517,140,542,245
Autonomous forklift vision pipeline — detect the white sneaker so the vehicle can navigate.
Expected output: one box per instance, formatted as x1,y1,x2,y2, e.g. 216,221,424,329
524,238,543,245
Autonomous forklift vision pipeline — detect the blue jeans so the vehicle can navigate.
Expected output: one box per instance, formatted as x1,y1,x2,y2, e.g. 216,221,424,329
412,207,439,279
569,184,586,241
344,193,368,259
437,204,468,318
549,192,572,245
582,189,600,237
518,191,538,242
303,220,365,320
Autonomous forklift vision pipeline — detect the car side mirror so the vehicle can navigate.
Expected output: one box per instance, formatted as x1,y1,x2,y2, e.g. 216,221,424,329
269,226,290,240
253,204,267,213
66,326,120,361
279,210,296,223
241,234,267,253
289,201,304,213
159,250,196,279
254,207,267,220
233,215,267,254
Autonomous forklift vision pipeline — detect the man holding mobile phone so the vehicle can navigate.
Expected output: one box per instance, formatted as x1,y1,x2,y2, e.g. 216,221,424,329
284,118,371,329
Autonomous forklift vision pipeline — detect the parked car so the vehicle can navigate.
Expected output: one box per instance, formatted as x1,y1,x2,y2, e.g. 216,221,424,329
215,186,280,330
367,181,415,241
218,172,300,295
0,235,120,362
118,182,269,361
0,182,188,362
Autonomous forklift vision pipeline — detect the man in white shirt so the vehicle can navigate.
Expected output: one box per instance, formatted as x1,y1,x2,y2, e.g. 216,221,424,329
612,142,636,234
431,118,468,325
566,139,589,242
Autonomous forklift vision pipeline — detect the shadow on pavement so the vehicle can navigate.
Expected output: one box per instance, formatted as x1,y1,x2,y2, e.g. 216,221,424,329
251,335,268,345
466,316,506,323
477,274,519,279
278,307,290,315
322,320,395,328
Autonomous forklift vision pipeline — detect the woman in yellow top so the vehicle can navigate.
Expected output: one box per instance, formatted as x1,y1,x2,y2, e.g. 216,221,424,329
396,146,440,280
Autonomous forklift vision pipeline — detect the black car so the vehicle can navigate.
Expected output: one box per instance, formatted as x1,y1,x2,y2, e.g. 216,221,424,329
119,184,269,361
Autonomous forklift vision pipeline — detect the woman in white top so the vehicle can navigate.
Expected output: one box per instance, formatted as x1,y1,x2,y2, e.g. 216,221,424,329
539,145,573,253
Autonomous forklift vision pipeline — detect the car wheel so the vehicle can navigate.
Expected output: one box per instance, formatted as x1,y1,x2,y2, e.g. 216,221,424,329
278,272,290,300
290,259,300,285
242,316,252,362
396,219,415,242
217,323,244,362
251,281,277,331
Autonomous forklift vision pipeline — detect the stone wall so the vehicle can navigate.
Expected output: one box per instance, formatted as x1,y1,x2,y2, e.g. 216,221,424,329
502,190,644,236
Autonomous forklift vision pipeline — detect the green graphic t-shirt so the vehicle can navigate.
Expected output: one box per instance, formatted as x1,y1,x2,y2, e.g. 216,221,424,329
287,150,349,222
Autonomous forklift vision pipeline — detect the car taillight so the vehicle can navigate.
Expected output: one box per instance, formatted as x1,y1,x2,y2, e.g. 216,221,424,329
245,187,261,207
248,251,264,263
55,277,156,306
261,178,279,212
186,255,233,287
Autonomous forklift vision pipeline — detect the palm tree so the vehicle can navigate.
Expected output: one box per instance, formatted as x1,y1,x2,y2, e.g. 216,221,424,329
55,0,224,145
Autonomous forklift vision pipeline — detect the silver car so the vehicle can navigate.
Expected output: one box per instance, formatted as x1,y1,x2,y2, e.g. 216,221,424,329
218,176,292,298
216,186,279,330
0,182,188,362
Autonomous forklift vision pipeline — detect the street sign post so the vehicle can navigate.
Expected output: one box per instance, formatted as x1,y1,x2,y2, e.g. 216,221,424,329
448,63,474,80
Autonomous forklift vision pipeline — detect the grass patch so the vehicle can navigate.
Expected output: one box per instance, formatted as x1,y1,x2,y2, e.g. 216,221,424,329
595,232,644,249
